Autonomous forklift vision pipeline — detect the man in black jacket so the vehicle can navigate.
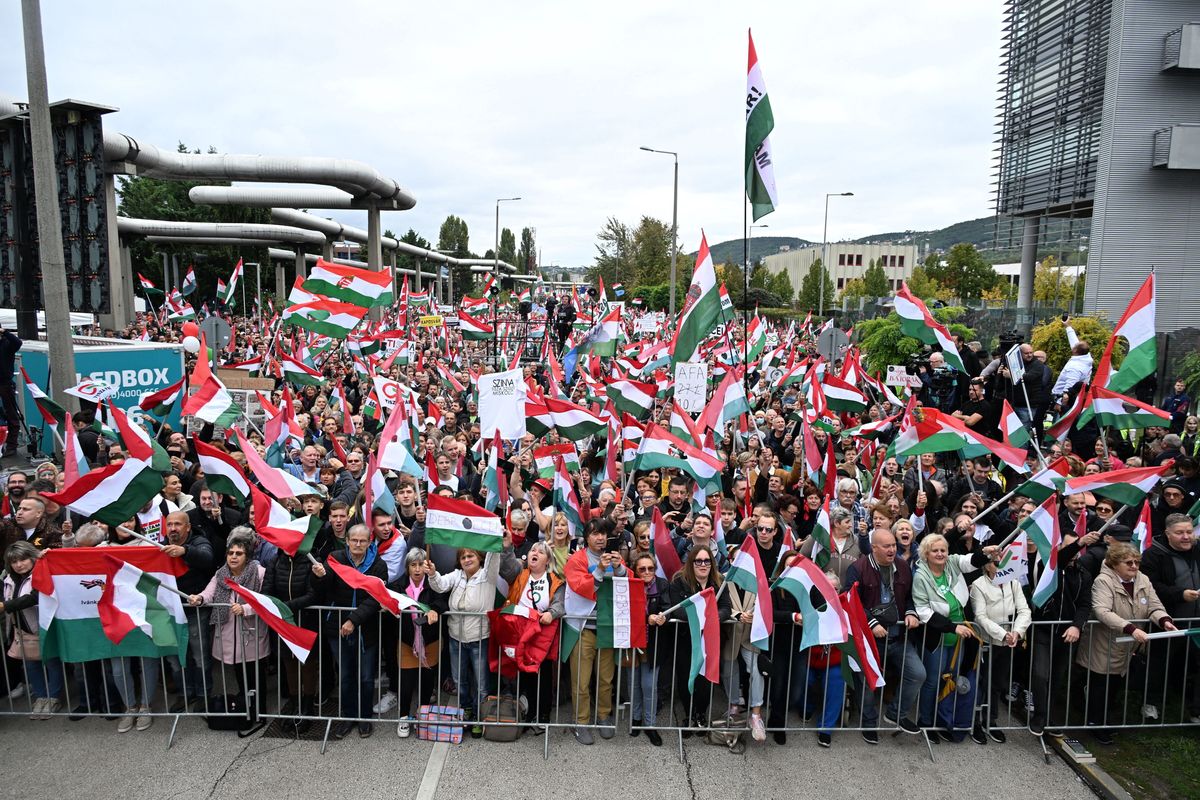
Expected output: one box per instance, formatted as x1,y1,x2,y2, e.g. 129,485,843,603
162,512,216,710
846,529,926,740
1027,537,1090,735
311,524,385,739
262,529,321,720
1140,513,1200,721
186,481,242,555
997,343,1050,445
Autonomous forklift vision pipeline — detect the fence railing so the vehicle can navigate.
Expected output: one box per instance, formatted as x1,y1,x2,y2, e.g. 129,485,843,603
4,607,1196,760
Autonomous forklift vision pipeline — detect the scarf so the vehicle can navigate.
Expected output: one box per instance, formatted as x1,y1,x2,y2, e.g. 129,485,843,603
209,561,262,627
406,578,431,667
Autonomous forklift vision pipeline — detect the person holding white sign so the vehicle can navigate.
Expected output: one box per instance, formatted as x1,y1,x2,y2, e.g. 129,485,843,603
970,558,1031,744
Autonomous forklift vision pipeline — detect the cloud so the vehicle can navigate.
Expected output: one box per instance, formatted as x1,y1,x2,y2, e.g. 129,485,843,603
1,1,1003,266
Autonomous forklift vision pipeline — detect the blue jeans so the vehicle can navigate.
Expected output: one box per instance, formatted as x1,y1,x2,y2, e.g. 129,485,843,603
111,657,161,709
24,658,64,700
330,632,378,720
631,661,659,726
919,643,978,740
804,663,845,734
725,647,766,709
448,637,489,720
858,636,927,726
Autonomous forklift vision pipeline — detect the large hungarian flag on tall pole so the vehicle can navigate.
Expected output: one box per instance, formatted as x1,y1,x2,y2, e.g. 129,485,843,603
669,231,723,365
745,29,777,221
1094,271,1155,394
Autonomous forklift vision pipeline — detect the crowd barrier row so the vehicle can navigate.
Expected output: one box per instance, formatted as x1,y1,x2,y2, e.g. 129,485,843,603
3,608,1197,761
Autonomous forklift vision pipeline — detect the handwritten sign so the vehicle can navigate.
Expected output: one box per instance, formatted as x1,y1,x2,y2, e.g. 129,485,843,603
674,361,709,414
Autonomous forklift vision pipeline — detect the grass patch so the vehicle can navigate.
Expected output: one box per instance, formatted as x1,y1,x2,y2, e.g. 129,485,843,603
1092,729,1200,800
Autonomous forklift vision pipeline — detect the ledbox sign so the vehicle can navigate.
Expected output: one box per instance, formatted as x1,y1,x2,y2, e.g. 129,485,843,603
18,340,185,453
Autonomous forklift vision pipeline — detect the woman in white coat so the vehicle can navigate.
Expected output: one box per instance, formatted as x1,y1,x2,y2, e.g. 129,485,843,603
970,558,1031,744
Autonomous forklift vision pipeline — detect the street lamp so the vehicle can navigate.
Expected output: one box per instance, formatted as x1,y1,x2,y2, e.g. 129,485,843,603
639,146,679,317
819,192,854,318
495,197,521,293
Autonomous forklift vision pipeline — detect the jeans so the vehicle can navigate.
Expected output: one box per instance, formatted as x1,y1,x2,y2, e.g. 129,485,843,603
920,643,978,740
168,606,212,700
330,632,378,720
804,663,845,734
111,657,160,709
24,658,64,700
725,647,765,709
631,660,659,726
859,635,927,726
448,637,489,720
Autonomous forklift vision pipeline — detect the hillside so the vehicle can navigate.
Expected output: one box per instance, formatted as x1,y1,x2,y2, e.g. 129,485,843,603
852,216,995,251
706,235,815,267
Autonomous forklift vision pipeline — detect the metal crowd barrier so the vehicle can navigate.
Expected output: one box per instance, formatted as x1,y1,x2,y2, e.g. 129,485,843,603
4,604,1197,761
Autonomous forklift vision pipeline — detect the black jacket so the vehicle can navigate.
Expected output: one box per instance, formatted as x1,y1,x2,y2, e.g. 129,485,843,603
187,506,243,556
172,534,216,595
1141,539,1200,619
314,547,388,645
1030,540,1092,627
387,574,449,647
262,551,320,630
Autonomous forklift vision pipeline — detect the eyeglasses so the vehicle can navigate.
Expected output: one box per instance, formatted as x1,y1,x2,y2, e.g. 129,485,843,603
756,525,774,533
1122,559,1141,566
693,559,712,566
635,566,656,574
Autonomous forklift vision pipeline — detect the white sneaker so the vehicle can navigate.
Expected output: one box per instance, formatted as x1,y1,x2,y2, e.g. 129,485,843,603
28,697,46,721
1141,704,1159,720
136,705,154,731
117,710,136,733
373,691,397,715
41,698,61,719
7,682,26,700
517,695,529,716
397,718,411,738
750,713,766,743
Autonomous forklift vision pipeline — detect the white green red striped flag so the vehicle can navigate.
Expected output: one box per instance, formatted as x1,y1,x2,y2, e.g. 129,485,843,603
543,396,606,440
745,30,778,220
182,375,241,428
283,298,367,339
632,424,724,494
893,283,965,372
1063,461,1173,507
1020,496,1061,607
458,311,494,340
552,455,584,537
21,366,65,435
534,443,579,478
97,553,188,656
138,376,186,417
822,373,868,413
137,273,161,294
595,574,648,649
605,378,657,421
326,555,430,617
682,586,721,690
223,578,318,662
1078,385,1171,431
1046,385,1088,442
425,491,504,552
1013,456,1071,504
669,231,722,365
301,259,394,308
771,553,849,650
838,585,886,690
236,430,319,499
280,352,323,386
698,366,751,434
1131,500,1153,555
192,436,250,505
999,399,1030,448
725,541,774,648
1095,272,1155,395
250,484,321,556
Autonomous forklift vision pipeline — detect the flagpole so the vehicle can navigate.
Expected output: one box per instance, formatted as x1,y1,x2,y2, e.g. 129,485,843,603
742,198,750,396
1018,377,1048,468
659,577,730,619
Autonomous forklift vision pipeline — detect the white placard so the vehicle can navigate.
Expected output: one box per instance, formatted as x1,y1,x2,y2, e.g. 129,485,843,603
1005,344,1026,385
635,317,658,334
992,533,1029,587
885,365,923,388
674,361,709,414
478,367,528,439
373,376,403,411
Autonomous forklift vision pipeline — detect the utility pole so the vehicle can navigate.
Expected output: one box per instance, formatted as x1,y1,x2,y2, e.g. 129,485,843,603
21,0,77,412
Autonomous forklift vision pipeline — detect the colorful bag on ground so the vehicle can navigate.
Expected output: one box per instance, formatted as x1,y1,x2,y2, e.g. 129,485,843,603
417,704,465,744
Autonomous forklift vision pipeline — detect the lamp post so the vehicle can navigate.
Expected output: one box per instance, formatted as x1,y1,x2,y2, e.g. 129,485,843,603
495,197,521,292
819,192,854,318
639,146,679,317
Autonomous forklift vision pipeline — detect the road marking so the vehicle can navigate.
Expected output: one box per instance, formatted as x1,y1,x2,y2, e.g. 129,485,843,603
416,742,450,800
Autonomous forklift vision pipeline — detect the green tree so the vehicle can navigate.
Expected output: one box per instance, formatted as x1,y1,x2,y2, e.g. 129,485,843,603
437,214,475,294
516,227,537,274
857,306,975,375
1032,255,1079,309
590,215,673,288
797,259,834,312
590,216,633,287
1030,316,1117,374
861,259,890,298
395,228,431,277
939,243,999,300
748,263,772,290
498,228,517,268
768,270,794,306
840,278,868,303
631,216,673,286
905,266,943,301
717,261,746,307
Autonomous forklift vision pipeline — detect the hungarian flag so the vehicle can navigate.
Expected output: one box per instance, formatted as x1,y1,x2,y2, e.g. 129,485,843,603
649,507,683,582
182,374,241,428
302,259,394,308
325,556,409,617
1013,456,1071,504
223,258,243,306
250,485,321,557
137,273,162,294
1094,272,1155,395
458,312,494,341
838,585,886,691
578,306,622,358
669,231,722,365
682,586,722,690
425,492,505,552
288,275,319,306
21,366,65,436
745,315,767,364
596,574,647,649
1020,496,1061,607
167,300,197,321
552,455,584,537
410,289,430,308
63,412,90,484
31,548,187,662
668,401,703,447
822,373,868,413
1131,500,1153,555
1063,461,1173,507
223,578,317,663
612,282,625,297
192,437,250,505
999,399,1030,448
543,396,606,440
96,554,188,658
893,283,966,372
891,406,1027,473
633,424,724,495
771,552,849,650
698,366,751,434
181,265,197,296
1078,385,1171,431
726,541,774,649
138,376,186,417
604,379,657,421
1046,385,1089,442
534,443,579,478
283,299,367,339
745,30,778,221
279,352,324,386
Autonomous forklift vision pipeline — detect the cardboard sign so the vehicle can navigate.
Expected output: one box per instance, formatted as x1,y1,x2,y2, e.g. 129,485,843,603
478,367,528,439
674,361,709,414
885,365,923,388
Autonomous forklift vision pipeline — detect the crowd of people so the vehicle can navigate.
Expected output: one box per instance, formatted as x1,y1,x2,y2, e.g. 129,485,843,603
1,297,1197,754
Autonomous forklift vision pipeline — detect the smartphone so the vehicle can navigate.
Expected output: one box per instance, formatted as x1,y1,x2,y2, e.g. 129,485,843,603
604,535,621,554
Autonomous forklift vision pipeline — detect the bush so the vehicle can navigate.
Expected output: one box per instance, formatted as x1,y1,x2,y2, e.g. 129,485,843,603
1030,316,1117,375
744,287,784,308
856,307,974,375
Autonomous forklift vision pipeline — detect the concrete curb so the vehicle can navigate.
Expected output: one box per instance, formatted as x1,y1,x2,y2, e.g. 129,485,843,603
1047,735,1134,800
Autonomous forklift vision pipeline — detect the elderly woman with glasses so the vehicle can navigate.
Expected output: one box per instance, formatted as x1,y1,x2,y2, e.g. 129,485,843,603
1075,542,1176,745
799,505,861,588
668,544,731,732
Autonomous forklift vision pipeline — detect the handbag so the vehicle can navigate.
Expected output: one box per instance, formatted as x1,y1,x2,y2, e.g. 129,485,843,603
481,694,522,742
6,629,40,661
417,704,465,744
206,693,263,736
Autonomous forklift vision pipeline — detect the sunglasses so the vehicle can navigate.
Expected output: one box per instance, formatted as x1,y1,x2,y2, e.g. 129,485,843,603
635,566,656,574
756,526,774,533
1122,559,1141,566
693,559,712,566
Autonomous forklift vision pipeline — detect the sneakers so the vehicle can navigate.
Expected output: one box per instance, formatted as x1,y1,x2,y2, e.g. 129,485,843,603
358,721,373,738
727,703,742,718
987,726,1007,744
117,710,136,734
574,727,595,745
862,729,879,745
1005,682,1022,704
517,695,529,717
598,716,616,739
816,732,832,748
29,697,47,721
1029,715,1045,736
645,729,663,747
884,710,922,735
332,721,354,740
1092,729,1115,746
970,723,988,745
136,706,153,731
397,718,412,738
469,724,483,739
750,713,766,743
1141,704,1159,721
6,682,26,700
42,698,61,719
372,691,398,715
1024,689,1036,714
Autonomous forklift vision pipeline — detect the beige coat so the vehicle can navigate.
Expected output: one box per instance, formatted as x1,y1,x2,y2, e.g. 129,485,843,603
721,583,762,658
1076,564,1169,676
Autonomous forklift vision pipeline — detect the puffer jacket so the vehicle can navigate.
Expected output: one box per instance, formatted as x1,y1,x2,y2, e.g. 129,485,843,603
1076,564,1171,676
2,569,39,639
428,548,521,643
262,552,320,630
969,572,1032,646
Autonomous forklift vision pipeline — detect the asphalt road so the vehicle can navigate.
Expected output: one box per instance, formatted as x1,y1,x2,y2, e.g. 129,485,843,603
0,712,1097,800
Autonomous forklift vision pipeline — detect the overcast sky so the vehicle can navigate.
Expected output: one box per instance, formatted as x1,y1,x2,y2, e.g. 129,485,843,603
2,1,1004,268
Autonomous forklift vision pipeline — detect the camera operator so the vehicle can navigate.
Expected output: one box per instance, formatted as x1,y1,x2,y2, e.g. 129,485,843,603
918,351,959,413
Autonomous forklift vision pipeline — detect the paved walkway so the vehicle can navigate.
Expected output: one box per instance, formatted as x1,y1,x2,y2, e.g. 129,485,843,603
0,714,1096,800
